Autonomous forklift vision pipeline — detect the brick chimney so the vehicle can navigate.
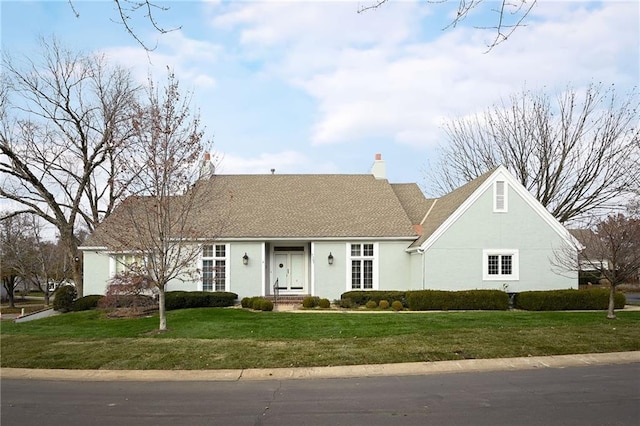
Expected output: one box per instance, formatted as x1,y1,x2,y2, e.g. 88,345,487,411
199,152,215,180
371,153,386,180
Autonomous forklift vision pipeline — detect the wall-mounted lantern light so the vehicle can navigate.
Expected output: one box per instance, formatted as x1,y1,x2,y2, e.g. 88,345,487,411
328,252,334,265
242,253,249,265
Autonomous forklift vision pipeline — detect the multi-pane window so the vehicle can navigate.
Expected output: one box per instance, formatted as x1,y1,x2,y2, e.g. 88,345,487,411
203,244,226,291
494,180,507,212
114,254,144,275
488,254,511,276
483,250,518,280
350,243,375,289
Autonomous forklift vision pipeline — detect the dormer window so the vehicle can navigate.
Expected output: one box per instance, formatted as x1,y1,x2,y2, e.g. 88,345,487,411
494,180,507,212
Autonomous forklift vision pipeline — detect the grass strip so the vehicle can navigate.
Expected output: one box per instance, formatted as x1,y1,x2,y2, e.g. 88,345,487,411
1,309,639,370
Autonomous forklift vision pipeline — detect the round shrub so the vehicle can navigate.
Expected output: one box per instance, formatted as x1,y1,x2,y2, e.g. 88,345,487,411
341,290,406,306
339,297,353,308
302,296,319,308
250,297,264,310
259,299,274,311
391,300,403,311
241,297,252,308
378,300,390,309
365,300,377,309
72,295,103,311
53,285,77,312
318,298,331,309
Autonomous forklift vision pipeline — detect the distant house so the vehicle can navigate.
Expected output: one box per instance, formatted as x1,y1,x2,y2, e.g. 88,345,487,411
80,154,578,300
568,228,608,285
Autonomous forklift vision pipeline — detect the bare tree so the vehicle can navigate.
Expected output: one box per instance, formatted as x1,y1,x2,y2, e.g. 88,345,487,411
67,0,180,51
27,217,77,306
359,0,537,50
0,213,76,306
98,71,213,331
569,215,640,319
425,84,640,223
0,214,37,308
0,38,139,296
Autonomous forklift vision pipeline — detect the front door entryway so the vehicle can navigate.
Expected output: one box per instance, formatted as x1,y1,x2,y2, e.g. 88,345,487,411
274,248,305,292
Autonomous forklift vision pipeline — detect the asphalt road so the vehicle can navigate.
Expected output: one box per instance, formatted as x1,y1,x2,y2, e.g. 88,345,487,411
2,363,638,426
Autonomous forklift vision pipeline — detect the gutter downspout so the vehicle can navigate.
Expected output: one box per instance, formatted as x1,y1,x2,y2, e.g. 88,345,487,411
417,248,426,290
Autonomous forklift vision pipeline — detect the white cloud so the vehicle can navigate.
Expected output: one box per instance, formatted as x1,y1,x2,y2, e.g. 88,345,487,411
217,1,638,148
100,30,222,89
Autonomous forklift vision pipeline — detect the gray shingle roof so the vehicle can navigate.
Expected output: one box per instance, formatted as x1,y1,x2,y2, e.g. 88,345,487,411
409,168,496,248
85,174,423,248
84,169,499,250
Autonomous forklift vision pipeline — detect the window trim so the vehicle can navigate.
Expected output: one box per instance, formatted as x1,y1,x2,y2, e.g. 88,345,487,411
346,242,379,291
201,243,229,292
493,180,508,212
483,249,519,281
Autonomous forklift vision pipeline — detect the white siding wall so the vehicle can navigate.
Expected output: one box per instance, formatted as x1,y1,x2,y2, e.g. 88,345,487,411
313,242,346,299
229,242,264,297
423,182,576,291
377,241,413,291
82,251,111,295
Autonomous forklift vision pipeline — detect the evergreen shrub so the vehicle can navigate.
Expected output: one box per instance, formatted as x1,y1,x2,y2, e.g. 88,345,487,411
302,296,320,308
72,295,103,311
339,297,353,308
318,298,331,309
164,291,238,311
53,285,77,312
245,296,274,311
406,290,509,311
340,291,406,306
515,289,625,311
378,300,390,309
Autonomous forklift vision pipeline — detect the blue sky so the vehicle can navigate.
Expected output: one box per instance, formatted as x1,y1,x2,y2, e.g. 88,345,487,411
2,0,638,191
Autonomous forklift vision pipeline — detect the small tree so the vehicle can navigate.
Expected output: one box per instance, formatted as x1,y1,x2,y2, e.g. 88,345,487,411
569,214,640,319
100,70,214,331
0,213,38,308
99,265,156,315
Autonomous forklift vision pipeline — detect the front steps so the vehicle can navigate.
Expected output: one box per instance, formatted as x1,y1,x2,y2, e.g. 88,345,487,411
265,294,310,310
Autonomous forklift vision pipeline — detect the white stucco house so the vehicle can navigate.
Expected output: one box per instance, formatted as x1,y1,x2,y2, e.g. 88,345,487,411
80,154,578,300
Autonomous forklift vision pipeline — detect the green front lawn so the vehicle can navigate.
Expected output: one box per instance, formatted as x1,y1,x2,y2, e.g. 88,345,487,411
1,308,639,370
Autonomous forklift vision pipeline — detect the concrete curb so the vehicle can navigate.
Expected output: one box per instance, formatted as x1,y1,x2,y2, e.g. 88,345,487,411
2,351,638,382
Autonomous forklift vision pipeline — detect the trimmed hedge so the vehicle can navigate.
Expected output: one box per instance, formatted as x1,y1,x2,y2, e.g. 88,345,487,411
164,291,238,311
72,295,103,311
340,291,406,307
406,290,509,311
515,289,626,311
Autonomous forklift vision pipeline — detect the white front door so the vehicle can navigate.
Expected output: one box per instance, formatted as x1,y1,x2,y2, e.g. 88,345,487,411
274,251,305,292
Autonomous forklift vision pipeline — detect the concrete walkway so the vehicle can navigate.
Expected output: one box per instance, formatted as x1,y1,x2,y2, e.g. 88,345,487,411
2,351,638,382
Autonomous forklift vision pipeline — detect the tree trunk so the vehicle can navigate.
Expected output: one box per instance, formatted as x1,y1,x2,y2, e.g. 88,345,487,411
607,284,617,319
7,288,15,308
3,279,17,308
72,255,83,298
158,287,167,331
